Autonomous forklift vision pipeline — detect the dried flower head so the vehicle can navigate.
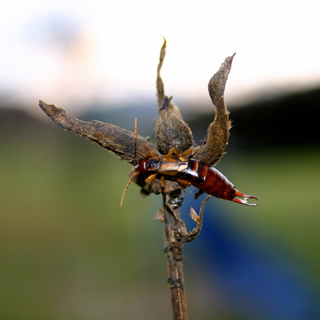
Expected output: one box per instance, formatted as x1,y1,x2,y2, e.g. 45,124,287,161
39,38,235,198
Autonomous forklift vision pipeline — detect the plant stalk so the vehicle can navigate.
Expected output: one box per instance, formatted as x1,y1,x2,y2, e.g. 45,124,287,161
162,193,188,320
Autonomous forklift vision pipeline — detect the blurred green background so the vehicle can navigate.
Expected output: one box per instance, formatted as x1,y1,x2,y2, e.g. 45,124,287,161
1,87,320,319
2,1,320,319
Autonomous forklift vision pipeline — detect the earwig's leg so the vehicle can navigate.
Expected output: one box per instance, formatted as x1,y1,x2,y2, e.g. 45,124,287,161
180,146,201,158
191,146,201,156
232,190,258,207
167,148,180,156
145,173,157,183
160,175,166,192
167,146,200,159
177,179,192,188
177,179,191,197
194,189,204,200
180,149,192,158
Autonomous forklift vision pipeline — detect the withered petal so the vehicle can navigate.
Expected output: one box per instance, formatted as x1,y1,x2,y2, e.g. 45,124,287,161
39,100,159,165
193,54,235,166
156,37,182,119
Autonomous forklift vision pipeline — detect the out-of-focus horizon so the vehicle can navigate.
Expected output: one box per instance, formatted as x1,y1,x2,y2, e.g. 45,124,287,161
2,2,320,320
1,0,320,116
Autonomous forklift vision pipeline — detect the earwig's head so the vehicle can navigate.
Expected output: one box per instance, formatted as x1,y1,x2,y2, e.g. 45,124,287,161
121,156,161,207
136,158,148,174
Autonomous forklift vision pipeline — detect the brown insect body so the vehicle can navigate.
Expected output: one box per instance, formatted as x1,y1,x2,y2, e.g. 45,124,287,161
121,147,258,206
138,155,189,176
120,119,258,207
178,158,258,206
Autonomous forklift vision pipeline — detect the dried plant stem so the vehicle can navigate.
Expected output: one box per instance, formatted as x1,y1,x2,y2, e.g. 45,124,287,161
162,193,188,320
38,39,247,319
161,193,211,319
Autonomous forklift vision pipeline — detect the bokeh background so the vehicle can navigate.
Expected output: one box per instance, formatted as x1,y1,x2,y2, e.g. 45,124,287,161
1,1,320,319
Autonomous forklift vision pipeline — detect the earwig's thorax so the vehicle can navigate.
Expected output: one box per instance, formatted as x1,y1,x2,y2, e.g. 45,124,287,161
147,157,161,171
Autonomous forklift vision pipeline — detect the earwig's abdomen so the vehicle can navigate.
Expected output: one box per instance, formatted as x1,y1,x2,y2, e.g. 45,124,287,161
179,159,235,200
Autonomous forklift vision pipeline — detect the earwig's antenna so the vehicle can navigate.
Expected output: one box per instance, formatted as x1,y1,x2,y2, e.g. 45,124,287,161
120,170,139,207
120,118,140,207
134,118,137,164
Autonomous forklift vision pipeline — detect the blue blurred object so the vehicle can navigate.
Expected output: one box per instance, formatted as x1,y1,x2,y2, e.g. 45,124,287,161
182,192,320,320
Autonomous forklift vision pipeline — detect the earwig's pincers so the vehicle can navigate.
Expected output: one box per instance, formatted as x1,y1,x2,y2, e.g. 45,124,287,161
232,190,258,207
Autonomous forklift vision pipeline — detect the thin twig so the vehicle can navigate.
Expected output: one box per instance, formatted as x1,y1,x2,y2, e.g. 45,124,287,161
162,191,211,320
162,193,188,320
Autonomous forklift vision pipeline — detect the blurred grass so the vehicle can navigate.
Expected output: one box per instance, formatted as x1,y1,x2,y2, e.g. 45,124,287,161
1,113,319,319
218,146,320,281
1,122,169,319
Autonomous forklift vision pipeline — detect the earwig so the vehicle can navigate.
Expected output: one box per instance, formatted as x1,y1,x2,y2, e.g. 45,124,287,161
120,119,258,207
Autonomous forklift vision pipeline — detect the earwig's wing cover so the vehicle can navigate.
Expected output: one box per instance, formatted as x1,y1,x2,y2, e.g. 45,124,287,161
39,100,159,165
193,54,235,166
155,38,194,155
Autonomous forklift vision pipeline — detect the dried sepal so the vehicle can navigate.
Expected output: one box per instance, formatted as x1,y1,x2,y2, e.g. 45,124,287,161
156,96,194,155
156,36,166,108
155,38,193,155
39,100,159,165
184,195,211,243
156,37,182,119
167,195,210,248
193,54,235,166
189,207,199,225
154,209,165,221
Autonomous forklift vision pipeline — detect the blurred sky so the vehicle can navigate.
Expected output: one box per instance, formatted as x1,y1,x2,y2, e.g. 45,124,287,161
1,0,320,115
